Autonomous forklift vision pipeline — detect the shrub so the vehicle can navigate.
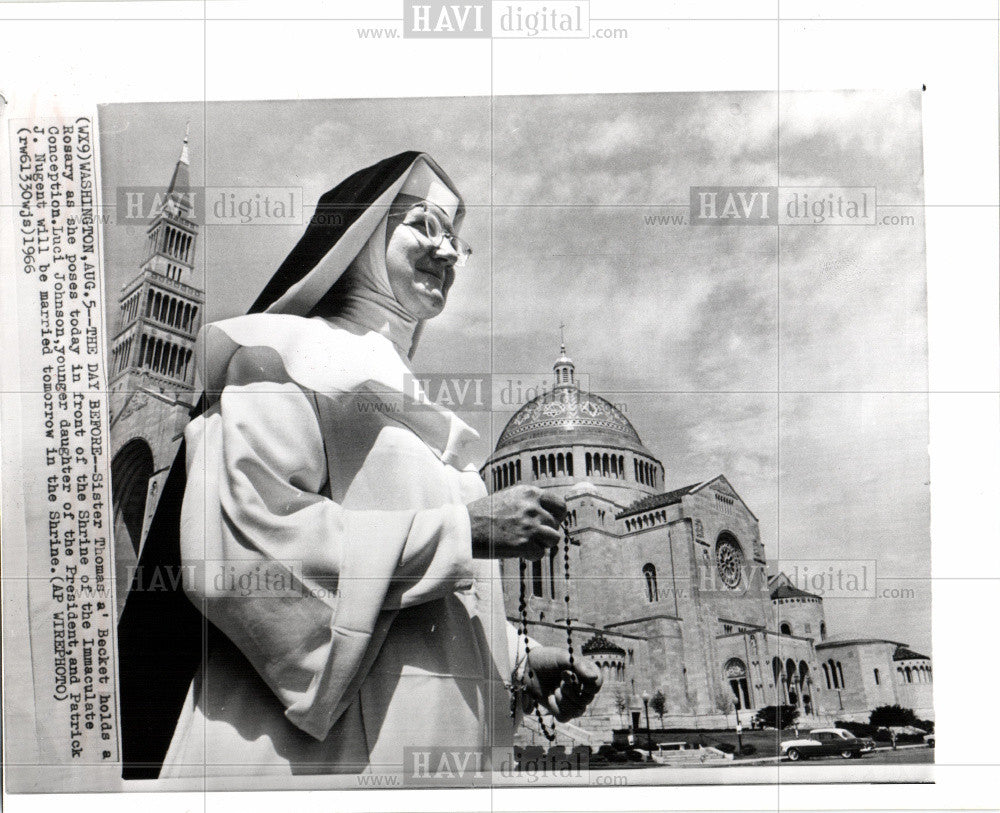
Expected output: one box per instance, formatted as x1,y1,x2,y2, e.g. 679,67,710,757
869,705,918,729
754,704,800,729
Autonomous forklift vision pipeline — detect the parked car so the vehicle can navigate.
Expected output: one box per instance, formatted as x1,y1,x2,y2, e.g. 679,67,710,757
924,733,935,748
780,728,876,761
594,744,628,763
647,741,733,764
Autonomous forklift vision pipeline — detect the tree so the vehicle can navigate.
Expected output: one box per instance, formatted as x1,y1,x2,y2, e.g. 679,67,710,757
613,687,629,727
650,690,667,727
869,704,918,729
753,704,799,730
713,687,735,726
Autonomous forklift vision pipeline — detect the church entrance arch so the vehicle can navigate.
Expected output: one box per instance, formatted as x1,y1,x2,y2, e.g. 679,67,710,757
724,657,751,710
111,438,155,556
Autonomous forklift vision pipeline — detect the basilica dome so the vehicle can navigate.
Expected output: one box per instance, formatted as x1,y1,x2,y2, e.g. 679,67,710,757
495,383,649,455
483,343,663,498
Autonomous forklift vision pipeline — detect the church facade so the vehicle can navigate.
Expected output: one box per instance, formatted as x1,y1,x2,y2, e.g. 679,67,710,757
483,348,933,739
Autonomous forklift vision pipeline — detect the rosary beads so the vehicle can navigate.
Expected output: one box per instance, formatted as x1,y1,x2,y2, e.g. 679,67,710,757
516,519,575,742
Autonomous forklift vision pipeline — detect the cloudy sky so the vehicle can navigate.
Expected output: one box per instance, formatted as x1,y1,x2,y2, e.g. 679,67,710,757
99,91,931,653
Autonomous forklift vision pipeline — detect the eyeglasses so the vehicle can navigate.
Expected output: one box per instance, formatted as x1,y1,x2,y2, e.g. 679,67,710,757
402,203,472,267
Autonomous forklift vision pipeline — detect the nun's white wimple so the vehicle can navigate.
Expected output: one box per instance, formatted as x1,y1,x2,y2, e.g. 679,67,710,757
263,155,463,360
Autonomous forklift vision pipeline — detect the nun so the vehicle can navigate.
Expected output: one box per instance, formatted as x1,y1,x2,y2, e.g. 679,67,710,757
126,152,600,779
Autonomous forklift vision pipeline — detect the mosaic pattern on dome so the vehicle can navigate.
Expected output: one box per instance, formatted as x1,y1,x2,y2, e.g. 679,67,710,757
496,386,641,449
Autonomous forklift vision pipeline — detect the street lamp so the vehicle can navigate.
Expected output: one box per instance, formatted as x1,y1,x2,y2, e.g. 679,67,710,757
641,691,652,756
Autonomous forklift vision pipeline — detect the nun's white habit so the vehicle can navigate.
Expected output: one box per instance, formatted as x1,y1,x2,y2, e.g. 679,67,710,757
159,155,526,778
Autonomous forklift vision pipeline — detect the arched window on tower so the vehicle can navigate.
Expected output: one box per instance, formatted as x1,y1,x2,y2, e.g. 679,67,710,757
532,559,543,598
642,563,658,602
823,663,831,689
836,661,845,688
566,453,573,476
780,622,792,635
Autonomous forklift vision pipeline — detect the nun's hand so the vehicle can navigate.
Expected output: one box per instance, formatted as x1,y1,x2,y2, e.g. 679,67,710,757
467,485,566,561
523,647,602,723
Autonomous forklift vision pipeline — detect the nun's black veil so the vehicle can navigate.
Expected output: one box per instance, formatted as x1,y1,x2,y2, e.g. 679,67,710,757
117,151,422,779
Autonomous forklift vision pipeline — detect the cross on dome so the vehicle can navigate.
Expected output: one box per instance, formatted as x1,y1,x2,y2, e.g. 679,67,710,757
554,325,575,386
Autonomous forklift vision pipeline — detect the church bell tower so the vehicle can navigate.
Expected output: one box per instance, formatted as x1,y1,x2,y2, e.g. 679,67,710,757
108,126,204,612
109,124,202,395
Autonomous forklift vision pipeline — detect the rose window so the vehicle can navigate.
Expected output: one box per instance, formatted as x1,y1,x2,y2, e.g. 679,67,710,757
716,539,744,588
